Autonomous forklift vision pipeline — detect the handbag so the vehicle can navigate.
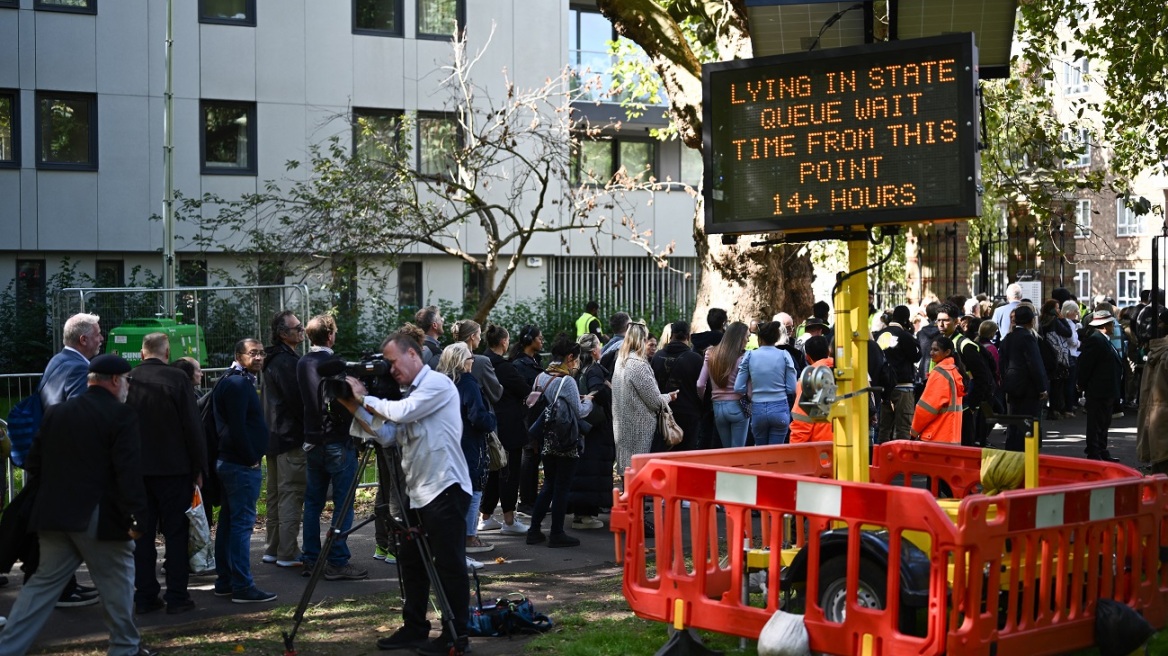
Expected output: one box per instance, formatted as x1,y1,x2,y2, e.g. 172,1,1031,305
657,404,684,447
186,485,215,574
486,431,508,471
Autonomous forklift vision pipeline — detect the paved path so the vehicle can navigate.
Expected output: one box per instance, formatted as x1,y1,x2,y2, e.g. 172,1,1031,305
3,410,1146,652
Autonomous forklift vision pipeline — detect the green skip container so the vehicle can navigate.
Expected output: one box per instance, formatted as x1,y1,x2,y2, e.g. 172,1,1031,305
108,317,207,367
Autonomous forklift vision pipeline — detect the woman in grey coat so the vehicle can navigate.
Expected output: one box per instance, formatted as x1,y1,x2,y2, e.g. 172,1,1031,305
612,322,677,476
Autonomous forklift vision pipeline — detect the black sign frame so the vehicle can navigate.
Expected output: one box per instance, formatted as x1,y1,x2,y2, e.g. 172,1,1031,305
702,33,981,236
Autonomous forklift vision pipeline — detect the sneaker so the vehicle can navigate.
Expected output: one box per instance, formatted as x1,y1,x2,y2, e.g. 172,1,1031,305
167,598,197,615
416,634,469,656
261,554,277,564
465,556,485,571
548,533,581,548
500,519,529,535
213,581,232,597
276,559,303,568
526,529,546,545
134,598,165,614
571,516,605,530
383,553,397,565
0,617,6,629
465,538,495,554
515,506,533,518
477,517,503,531
231,587,277,604
74,583,98,597
56,591,100,608
324,563,370,581
374,545,392,560
375,623,431,650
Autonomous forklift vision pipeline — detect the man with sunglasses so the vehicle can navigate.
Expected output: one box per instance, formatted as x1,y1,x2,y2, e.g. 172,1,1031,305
260,311,307,569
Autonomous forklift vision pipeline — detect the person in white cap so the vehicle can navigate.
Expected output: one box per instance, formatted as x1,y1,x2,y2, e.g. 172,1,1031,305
1077,311,1123,461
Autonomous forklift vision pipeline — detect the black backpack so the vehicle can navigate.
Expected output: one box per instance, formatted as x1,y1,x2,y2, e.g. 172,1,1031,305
197,370,241,505
540,377,579,454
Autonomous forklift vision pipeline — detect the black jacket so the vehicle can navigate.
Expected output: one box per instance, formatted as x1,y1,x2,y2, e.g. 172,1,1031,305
953,332,996,406
876,323,920,385
298,350,353,446
570,362,615,512
487,350,530,450
651,342,705,450
999,328,1050,400
510,352,543,389
126,358,207,479
691,331,724,356
262,342,303,454
1077,330,1122,400
27,386,146,541
214,371,269,467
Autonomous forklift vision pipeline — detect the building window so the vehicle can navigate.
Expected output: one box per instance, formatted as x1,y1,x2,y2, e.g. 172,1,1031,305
352,108,402,159
462,262,487,306
201,100,256,175
1117,270,1149,308
34,0,95,14
1062,57,1089,95
568,7,663,105
1062,128,1091,168
1073,199,1091,238
353,0,402,36
199,0,256,26
37,92,98,170
417,0,463,39
0,0,16,7
95,260,124,287
16,260,46,310
1074,268,1091,301
178,259,208,287
417,112,459,178
0,90,16,167
572,134,657,185
679,145,702,187
397,261,423,311
1117,197,1146,237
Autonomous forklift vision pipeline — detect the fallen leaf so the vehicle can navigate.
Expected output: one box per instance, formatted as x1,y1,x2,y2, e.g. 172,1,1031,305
494,557,506,564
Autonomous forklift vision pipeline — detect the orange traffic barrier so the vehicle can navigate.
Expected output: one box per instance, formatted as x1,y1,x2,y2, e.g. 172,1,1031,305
612,445,1167,656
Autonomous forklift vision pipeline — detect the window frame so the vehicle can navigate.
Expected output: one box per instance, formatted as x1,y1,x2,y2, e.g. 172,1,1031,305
94,259,124,287
352,0,403,37
200,99,258,176
0,0,17,9
1116,197,1146,237
15,259,47,310
36,91,98,171
178,259,209,287
397,261,424,312
415,111,461,179
416,0,464,40
198,0,256,27
0,89,18,168
1062,127,1091,168
1117,269,1149,308
1062,56,1089,95
1073,198,1091,238
34,0,96,15
352,107,403,158
571,133,659,186
1073,268,1091,302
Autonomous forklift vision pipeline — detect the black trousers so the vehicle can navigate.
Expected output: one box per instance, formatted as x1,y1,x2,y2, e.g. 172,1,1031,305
1084,396,1115,457
134,474,192,604
398,484,470,638
480,445,522,517
518,446,540,511
1005,396,1042,452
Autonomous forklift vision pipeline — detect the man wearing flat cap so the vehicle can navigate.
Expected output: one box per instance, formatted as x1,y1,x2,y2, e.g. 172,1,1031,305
1078,310,1123,461
0,354,157,656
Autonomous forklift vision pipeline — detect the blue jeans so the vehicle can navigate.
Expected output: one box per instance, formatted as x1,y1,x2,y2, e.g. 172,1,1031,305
302,443,358,567
750,401,791,446
713,400,749,448
214,460,263,593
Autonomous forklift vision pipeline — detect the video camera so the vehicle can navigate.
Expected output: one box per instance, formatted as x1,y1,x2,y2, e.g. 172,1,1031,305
318,355,391,402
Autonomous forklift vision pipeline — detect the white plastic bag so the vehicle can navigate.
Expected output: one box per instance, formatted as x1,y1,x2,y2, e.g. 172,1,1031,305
757,610,811,656
186,486,215,574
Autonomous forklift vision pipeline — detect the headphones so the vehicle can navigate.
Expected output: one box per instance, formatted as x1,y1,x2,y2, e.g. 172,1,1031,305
520,325,537,346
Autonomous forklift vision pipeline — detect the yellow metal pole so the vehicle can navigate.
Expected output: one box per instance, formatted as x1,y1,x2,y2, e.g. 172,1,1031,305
1025,418,1039,488
832,239,870,484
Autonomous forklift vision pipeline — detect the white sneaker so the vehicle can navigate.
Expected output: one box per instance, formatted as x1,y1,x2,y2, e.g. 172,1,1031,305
571,516,605,530
465,556,485,571
477,517,503,531
500,519,529,535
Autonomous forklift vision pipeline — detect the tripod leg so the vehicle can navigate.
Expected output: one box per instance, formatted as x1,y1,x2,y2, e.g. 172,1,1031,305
283,443,374,655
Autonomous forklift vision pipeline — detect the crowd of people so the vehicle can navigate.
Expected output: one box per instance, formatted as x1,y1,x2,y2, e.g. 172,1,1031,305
2,283,1166,654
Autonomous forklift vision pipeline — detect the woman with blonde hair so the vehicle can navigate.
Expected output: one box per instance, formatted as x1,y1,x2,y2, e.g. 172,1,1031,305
697,321,750,448
612,322,677,475
437,342,498,555
451,319,503,406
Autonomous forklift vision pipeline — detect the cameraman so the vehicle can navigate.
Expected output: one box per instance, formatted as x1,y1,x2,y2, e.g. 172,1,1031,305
338,331,472,655
296,314,368,581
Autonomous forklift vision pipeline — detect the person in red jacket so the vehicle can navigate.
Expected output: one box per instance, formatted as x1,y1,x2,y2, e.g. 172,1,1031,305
788,336,834,444
911,336,966,443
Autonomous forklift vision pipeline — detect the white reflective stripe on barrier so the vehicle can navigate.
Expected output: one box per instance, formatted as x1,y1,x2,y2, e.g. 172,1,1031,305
1090,487,1115,521
1036,493,1065,529
796,480,842,517
716,471,758,506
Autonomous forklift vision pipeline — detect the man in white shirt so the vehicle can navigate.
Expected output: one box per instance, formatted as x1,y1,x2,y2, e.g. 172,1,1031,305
992,283,1023,339
341,333,472,656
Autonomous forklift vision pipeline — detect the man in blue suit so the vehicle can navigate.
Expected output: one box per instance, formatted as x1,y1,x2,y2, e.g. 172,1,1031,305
30,312,106,608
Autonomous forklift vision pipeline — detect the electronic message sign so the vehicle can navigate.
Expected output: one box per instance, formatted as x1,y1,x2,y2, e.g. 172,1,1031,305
702,34,980,235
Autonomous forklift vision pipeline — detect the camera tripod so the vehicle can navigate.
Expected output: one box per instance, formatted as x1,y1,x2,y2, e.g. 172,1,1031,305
281,439,462,656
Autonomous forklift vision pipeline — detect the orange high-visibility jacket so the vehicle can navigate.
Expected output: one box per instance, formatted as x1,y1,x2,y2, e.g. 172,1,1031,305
789,357,834,444
912,359,964,443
